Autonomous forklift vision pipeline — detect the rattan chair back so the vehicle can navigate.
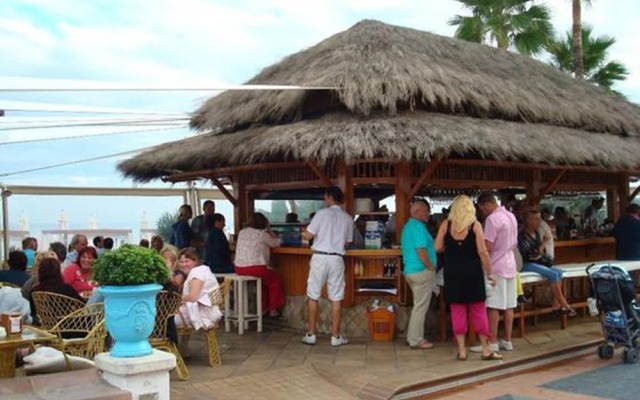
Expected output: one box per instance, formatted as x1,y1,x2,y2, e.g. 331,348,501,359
150,290,181,341
32,291,85,330
49,303,106,366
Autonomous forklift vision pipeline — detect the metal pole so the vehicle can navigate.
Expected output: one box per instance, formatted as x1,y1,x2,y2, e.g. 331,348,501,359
1,188,11,261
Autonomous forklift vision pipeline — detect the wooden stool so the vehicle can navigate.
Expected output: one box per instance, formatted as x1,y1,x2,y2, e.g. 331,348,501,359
218,274,263,335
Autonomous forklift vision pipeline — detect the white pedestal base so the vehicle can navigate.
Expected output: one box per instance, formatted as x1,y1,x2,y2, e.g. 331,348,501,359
95,350,176,400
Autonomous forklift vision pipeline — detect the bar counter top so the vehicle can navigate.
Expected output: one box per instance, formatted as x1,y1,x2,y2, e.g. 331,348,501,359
271,247,402,257
554,237,614,247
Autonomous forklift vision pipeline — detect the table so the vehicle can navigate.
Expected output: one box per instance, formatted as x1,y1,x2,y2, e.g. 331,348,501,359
0,326,56,378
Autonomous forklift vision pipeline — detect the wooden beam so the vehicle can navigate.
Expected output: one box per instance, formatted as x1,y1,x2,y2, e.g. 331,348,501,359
246,180,329,192
336,159,354,215
535,169,568,202
607,189,620,222
443,158,640,174
408,157,442,199
527,169,542,206
306,161,332,186
618,174,630,219
232,174,248,232
209,177,237,207
395,161,412,244
164,162,307,182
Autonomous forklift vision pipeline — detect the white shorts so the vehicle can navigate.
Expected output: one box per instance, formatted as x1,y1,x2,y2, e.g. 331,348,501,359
306,254,345,302
486,275,517,310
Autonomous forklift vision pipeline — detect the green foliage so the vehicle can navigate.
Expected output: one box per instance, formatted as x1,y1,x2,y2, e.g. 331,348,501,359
93,244,170,285
449,0,554,55
546,26,629,95
156,211,176,242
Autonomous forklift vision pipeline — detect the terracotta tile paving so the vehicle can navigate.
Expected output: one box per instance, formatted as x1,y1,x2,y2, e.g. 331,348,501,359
443,354,617,400
169,317,605,400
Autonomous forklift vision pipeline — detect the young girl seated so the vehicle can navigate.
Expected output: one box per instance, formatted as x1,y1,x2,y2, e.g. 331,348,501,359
175,247,222,331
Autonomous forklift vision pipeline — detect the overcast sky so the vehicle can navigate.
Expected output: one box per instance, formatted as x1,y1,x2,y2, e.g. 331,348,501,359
0,0,638,232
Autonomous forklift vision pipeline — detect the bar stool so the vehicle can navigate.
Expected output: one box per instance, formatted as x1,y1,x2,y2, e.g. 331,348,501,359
217,273,262,335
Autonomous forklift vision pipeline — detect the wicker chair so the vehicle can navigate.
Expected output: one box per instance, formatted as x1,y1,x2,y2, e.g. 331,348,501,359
48,303,106,370
32,291,86,330
150,290,190,380
177,279,231,366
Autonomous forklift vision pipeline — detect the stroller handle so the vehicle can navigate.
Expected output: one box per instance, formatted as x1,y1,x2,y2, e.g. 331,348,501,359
585,263,598,275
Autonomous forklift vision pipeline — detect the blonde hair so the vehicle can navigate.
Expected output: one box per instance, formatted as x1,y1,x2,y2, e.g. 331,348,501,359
448,195,477,232
32,250,58,276
159,245,180,272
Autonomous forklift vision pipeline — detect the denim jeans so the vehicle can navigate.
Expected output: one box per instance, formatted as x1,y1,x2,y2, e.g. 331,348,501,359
522,262,563,283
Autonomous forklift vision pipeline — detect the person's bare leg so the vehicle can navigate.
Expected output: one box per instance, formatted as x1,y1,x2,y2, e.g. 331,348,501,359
456,334,467,358
479,335,491,355
503,309,514,342
308,298,318,334
332,301,342,337
551,283,570,308
488,308,500,344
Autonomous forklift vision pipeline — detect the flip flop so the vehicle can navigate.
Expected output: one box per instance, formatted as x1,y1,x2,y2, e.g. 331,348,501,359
481,352,503,361
457,352,468,361
411,342,435,350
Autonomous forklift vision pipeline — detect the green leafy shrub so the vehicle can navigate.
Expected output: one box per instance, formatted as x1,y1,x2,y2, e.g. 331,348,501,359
93,244,170,285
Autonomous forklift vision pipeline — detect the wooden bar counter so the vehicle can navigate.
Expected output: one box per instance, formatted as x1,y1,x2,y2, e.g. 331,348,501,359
554,237,615,264
271,247,406,307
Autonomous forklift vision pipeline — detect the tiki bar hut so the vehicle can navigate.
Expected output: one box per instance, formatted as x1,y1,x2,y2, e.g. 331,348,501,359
119,20,640,336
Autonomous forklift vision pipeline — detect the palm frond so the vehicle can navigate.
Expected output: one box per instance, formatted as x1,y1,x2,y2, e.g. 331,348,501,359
450,15,486,43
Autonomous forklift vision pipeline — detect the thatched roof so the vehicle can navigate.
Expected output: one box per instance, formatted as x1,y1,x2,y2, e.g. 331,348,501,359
119,20,640,182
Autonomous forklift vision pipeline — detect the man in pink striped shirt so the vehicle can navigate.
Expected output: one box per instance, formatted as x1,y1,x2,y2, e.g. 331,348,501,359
475,192,518,353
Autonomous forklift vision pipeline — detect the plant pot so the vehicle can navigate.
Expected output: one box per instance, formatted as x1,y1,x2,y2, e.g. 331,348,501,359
99,283,162,358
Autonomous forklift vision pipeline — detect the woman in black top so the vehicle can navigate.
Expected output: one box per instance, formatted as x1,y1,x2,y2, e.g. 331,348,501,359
29,257,85,323
435,195,502,361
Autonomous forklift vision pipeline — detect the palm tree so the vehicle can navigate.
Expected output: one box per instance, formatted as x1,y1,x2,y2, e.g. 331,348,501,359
572,0,593,80
547,26,628,95
449,0,554,56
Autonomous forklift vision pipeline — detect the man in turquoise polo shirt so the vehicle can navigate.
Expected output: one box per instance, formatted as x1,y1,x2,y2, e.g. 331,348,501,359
401,199,437,349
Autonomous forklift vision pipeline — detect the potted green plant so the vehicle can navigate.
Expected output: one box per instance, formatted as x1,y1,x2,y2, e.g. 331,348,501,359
93,244,170,358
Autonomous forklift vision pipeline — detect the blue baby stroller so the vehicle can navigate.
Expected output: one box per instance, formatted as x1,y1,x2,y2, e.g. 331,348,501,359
586,263,640,364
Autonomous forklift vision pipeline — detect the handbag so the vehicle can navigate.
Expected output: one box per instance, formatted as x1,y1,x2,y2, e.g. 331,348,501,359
538,254,555,268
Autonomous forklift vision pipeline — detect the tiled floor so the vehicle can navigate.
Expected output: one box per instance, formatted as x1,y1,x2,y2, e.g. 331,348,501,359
169,317,605,400
446,354,620,399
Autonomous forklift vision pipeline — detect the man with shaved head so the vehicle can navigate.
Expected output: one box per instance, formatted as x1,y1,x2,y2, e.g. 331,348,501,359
401,198,437,350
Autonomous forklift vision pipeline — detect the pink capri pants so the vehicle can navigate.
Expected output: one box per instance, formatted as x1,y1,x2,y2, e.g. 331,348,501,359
450,301,491,338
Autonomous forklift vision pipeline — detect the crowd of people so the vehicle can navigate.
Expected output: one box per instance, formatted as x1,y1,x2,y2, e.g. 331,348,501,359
401,192,583,361
0,198,288,339
3,189,639,359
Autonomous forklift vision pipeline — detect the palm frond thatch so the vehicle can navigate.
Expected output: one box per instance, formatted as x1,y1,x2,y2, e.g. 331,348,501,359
190,20,640,135
119,20,640,182
119,112,640,182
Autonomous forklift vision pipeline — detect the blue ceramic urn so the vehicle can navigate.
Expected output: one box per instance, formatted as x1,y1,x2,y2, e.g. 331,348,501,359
99,283,162,358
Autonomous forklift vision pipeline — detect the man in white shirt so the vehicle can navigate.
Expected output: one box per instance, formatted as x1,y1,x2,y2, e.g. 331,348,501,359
302,186,353,347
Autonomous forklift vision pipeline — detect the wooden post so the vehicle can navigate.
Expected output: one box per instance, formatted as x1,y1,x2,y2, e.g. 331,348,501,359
619,173,630,218
527,169,542,206
607,189,620,222
336,159,354,215
232,174,248,233
395,161,412,244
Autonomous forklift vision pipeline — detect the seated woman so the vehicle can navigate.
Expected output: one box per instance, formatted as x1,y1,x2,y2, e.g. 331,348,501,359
62,247,98,295
160,244,185,291
30,258,85,320
175,247,222,331
519,210,576,317
234,212,285,319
